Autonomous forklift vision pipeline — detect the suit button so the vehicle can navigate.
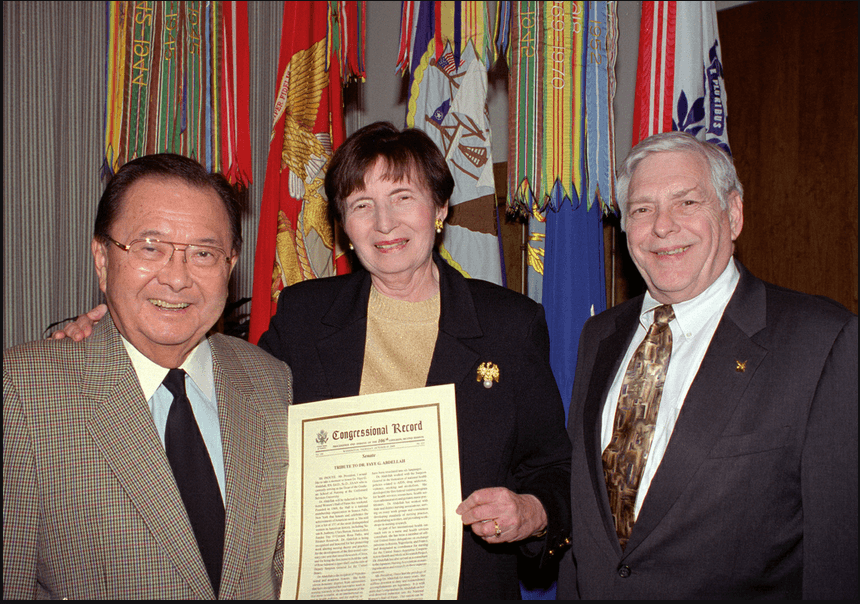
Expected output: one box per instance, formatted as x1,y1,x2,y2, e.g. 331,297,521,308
618,565,631,578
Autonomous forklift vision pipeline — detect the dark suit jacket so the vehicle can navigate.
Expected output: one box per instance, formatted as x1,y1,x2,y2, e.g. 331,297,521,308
558,260,858,599
3,313,292,599
258,255,572,599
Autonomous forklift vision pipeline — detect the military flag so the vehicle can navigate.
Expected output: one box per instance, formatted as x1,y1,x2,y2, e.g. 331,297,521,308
505,1,590,215
248,1,365,345
502,1,611,308
498,0,616,411
495,7,618,597
632,0,730,152
398,1,505,285
539,2,615,432
499,1,615,298
103,0,252,185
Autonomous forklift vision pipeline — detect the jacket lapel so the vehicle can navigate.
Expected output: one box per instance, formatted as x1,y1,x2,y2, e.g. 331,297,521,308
313,259,482,396
583,302,641,552
427,257,482,388
83,315,213,598
624,263,769,554
316,269,372,399
210,336,266,600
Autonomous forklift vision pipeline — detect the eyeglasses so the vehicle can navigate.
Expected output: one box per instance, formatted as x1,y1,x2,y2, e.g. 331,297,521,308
103,236,232,273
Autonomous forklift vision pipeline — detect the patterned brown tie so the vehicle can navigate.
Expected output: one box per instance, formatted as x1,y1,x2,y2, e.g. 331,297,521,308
602,304,674,550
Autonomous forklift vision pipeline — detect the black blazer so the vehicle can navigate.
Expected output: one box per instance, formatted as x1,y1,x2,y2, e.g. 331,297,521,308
259,255,572,600
558,260,858,599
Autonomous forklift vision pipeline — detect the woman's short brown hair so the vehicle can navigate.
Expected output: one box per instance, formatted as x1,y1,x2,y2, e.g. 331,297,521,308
324,122,454,223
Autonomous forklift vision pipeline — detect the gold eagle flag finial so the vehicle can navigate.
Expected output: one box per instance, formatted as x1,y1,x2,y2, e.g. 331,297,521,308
477,362,500,389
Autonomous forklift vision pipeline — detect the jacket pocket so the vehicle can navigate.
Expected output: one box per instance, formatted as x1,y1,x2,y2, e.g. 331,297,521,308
707,426,790,458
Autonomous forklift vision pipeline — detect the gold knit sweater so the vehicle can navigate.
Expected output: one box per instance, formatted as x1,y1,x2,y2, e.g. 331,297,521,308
359,286,441,395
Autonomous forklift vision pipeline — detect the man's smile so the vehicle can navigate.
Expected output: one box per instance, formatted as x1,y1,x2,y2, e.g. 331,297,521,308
656,245,691,256
149,298,190,309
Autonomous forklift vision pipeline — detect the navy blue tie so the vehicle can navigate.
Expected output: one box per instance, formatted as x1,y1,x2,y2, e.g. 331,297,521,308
163,368,224,596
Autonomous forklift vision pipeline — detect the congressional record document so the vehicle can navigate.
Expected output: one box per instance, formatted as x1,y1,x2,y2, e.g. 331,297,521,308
280,384,462,600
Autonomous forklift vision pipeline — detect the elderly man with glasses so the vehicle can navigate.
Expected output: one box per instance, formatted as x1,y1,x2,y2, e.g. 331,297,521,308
3,154,292,599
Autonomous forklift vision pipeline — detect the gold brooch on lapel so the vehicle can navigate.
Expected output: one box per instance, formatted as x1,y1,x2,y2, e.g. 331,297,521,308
735,360,747,373
477,362,500,389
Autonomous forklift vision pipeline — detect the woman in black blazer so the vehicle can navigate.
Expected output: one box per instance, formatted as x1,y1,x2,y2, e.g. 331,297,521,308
259,122,571,599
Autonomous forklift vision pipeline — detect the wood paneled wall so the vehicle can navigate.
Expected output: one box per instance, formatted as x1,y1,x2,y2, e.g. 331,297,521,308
718,1,858,313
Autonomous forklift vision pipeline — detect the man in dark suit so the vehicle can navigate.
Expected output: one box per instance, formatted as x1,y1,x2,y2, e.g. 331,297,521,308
3,155,292,599
558,132,858,599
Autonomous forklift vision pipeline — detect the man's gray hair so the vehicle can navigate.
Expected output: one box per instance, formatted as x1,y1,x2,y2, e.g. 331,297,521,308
616,132,743,230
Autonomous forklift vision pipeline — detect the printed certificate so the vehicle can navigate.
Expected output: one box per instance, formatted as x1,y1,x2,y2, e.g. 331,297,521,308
280,384,462,600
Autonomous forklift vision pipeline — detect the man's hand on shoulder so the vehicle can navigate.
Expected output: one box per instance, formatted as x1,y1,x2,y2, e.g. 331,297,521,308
50,304,107,341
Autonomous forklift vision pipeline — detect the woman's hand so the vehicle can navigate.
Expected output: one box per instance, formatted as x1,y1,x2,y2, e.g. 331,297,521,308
50,304,107,341
456,487,548,544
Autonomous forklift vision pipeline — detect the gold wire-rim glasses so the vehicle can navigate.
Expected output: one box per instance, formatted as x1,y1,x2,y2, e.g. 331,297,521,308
102,235,233,272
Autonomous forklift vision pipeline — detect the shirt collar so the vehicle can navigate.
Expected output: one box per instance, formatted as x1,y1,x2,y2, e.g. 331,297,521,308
641,258,740,339
120,336,215,402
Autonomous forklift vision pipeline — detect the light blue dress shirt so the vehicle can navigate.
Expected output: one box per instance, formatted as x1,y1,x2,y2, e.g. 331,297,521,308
120,337,226,502
600,259,740,518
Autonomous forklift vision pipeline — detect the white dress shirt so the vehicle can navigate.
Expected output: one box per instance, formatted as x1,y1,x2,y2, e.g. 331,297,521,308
121,336,226,502
601,259,740,519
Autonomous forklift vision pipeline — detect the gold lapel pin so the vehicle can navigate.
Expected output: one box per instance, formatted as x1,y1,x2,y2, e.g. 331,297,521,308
477,362,500,389
736,360,748,373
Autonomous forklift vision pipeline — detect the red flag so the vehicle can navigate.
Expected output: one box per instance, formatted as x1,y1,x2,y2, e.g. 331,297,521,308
632,1,730,152
632,1,676,145
248,1,356,345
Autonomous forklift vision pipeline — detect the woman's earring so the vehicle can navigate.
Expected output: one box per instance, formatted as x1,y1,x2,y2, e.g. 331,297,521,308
348,242,354,251
435,219,444,234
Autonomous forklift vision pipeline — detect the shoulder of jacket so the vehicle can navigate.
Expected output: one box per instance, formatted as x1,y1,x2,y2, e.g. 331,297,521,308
4,336,85,374
210,333,290,371
465,278,542,314
762,280,856,325
275,272,359,310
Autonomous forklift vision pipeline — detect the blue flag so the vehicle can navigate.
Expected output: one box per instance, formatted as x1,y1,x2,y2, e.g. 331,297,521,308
542,200,607,423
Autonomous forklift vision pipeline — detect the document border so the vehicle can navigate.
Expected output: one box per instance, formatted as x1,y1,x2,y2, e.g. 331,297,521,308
282,384,461,600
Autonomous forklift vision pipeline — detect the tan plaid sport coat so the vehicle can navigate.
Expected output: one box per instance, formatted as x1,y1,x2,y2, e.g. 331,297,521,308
3,312,292,599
